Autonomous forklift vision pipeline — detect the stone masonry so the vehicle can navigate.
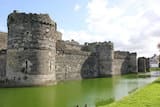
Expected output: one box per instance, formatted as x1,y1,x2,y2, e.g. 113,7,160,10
138,57,150,72
0,11,137,87
6,11,57,86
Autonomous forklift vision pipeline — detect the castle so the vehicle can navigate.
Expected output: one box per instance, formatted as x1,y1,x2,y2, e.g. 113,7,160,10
0,11,137,87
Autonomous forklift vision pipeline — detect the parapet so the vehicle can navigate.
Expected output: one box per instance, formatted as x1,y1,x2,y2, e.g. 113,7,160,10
56,40,81,51
114,51,137,59
8,10,56,27
114,51,130,59
129,52,137,56
56,40,89,55
84,41,113,46
82,41,114,52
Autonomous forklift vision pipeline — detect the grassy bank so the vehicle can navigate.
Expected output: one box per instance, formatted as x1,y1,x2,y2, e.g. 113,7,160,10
98,78,160,107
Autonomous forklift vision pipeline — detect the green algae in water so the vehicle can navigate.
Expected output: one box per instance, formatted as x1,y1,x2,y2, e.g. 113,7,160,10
0,73,158,107
95,98,115,107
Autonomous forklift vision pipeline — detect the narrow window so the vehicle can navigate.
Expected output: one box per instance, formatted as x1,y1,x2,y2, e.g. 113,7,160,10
50,61,52,72
25,60,28,73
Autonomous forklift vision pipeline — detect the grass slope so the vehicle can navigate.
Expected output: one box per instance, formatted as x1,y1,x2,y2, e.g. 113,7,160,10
99,78,160,107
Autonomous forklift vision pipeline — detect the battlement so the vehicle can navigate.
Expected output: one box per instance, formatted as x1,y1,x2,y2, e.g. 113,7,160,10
114,51,137,59
114,51,130,59
84,41,113,47
56,40,82,53
129,52,137,56
8,10,56,26
82,41,113,52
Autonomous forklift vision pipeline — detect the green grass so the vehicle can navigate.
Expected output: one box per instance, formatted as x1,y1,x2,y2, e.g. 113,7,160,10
98,78,160,107
150,67,160,71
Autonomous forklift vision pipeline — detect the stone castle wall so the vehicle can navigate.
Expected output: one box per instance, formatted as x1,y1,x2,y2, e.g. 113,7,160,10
55,41,115,81
81,42,114,78
56,40,90,81
113,51,137,75
0,11,137,86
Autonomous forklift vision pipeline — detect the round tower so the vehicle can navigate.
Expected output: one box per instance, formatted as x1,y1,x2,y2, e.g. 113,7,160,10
6,11,57,86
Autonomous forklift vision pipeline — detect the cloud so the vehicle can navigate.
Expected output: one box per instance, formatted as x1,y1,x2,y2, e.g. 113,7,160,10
62,0,160,57
85,0,160,57
74,4,81,12
60,29,107,44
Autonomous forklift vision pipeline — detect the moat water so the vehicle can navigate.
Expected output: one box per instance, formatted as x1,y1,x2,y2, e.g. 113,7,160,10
0,71,159,107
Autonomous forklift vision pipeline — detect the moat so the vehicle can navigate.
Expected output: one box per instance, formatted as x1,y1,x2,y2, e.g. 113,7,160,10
0,71,159,107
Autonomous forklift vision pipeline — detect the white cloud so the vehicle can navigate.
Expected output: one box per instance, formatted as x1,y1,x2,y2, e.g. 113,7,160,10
62,0,160,57
60,29,106,44
74,4,81,12
85,0,160,57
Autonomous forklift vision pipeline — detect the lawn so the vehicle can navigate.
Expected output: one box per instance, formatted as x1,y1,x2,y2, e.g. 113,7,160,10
98,78,160,107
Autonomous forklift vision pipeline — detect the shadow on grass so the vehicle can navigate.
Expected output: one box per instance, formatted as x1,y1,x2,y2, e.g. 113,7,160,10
154,80,160,84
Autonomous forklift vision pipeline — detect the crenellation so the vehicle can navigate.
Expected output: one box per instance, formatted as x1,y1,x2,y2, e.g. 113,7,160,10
114,51,130,59
8,11,55,26
82,41,113,53
56,40,82,52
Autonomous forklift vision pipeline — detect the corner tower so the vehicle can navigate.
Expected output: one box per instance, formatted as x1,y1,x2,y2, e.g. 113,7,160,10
96,41,114,76
6,11,56,86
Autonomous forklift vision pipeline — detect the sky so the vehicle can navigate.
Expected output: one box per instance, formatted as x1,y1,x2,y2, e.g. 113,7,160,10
0,0,160,57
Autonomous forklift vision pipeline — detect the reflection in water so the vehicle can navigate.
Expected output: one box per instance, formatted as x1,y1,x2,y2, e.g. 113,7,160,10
0,73,158,107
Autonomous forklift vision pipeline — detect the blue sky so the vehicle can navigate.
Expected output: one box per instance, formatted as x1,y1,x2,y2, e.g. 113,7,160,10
0,0,88,31
0,0,160,57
